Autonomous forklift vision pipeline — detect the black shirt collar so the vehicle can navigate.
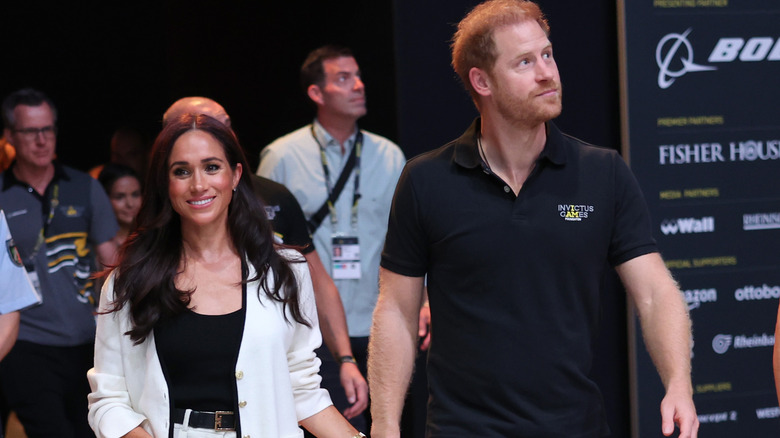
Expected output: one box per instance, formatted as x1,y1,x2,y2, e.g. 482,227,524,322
2,161,70,192
453,117,568,170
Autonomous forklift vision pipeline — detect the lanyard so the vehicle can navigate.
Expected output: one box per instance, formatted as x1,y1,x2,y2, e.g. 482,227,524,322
27,183,59,265
310,125,363,228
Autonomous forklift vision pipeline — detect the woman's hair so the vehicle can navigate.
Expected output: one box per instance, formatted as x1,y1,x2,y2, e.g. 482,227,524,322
97,162,142,195
110,113,306,343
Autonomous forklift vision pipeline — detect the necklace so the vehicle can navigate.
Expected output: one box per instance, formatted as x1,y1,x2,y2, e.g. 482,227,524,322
477,135,492,171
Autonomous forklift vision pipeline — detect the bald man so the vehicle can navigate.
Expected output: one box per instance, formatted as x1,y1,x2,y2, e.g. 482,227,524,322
163,97,368,420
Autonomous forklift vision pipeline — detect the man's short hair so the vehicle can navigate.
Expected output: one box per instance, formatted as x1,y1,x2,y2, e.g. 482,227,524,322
1,88,58,130
300,44,355,93
451,0,549,101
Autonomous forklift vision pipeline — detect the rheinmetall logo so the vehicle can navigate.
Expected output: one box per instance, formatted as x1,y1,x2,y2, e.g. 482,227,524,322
712,334,732,354
660,217,714,235
656,28,780,89
712,333,775,354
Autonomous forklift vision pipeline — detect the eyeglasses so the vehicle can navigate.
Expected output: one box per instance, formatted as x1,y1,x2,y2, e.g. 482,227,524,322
13,125,57,139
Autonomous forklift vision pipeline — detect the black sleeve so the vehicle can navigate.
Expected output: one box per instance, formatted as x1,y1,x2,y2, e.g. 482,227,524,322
251,175,315,253
380,162,428,277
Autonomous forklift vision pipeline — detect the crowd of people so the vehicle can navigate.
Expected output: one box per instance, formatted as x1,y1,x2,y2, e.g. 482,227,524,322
0,1,706,437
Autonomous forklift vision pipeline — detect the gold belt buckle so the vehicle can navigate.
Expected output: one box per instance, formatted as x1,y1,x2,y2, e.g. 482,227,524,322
214,411,233,431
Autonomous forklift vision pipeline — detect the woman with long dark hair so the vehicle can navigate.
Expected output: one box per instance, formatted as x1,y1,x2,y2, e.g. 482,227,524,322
87,114,364,438
97,163,142,247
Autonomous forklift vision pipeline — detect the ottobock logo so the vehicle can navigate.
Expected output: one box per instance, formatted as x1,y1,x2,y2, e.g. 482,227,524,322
734,284,780,301
660,217,714,235
656,28,780,89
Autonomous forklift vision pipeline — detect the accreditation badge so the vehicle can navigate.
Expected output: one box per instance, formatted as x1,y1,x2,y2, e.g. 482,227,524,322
331,235,361,280
25,268,42,297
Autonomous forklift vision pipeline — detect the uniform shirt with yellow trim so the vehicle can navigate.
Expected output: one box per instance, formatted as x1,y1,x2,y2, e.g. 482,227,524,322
0,162,118,346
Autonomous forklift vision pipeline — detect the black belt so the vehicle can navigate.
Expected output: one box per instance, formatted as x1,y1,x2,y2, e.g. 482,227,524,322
173,409,236,431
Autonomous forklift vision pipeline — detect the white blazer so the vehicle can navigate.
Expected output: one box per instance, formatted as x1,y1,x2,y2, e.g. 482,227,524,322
87,250,332,438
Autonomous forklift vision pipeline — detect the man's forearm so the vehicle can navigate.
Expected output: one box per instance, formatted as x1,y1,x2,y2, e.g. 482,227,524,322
638,281,692,389
368,269,424,437
306,251,353,357
774,303,780,404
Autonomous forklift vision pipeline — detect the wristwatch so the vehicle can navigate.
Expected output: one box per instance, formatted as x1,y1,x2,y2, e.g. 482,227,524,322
338,355,357,365
351,433,366,438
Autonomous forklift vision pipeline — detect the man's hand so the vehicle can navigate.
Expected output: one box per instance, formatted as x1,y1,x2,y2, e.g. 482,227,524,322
418,304,431,351
340,362,369,419
660,383,699,438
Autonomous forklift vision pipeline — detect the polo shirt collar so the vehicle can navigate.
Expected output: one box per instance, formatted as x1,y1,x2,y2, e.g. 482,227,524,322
453,117,568,170
2,160,70,192
312,119,358,150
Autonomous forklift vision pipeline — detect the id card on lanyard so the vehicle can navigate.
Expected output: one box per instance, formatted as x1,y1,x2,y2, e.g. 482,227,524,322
311,124,364,280
332,235,361,279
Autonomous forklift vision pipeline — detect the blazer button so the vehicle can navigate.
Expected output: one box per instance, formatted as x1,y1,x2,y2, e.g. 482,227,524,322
239,400,247,408
235,370,244,379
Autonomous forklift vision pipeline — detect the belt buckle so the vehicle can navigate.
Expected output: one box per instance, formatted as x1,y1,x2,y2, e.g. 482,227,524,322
214,411,233,431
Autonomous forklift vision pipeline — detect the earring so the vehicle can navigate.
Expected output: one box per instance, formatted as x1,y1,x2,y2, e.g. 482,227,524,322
233,187,237,192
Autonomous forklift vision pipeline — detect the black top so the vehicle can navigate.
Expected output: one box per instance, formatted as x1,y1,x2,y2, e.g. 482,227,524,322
155,286,246,412
381,119,657,437
251,174,314,253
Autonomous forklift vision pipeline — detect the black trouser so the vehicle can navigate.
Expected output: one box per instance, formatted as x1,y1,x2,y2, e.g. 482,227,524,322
0,341,94,438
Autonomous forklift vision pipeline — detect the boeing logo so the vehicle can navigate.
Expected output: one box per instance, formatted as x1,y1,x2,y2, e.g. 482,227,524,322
656,29,780,89
660,217,714,235
656,29,716,89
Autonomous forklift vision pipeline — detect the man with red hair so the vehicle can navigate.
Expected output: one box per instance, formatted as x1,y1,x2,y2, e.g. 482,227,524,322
368,1,698,437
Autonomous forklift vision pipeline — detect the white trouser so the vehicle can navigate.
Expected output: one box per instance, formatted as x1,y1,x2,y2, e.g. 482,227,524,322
173,409,238,438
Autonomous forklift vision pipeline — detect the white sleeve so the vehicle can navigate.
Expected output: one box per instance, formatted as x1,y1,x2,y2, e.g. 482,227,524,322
87,273,147,438
283,254,333,421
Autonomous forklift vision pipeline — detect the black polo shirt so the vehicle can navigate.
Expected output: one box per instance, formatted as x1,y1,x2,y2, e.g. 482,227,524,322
251,175,314,254
381,119,657,437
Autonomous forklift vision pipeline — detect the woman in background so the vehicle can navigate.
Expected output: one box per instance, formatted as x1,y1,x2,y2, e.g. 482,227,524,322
97,163,142,247
87,114,363,438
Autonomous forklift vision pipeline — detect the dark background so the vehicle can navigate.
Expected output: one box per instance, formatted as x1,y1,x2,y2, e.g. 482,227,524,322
3,1,627,435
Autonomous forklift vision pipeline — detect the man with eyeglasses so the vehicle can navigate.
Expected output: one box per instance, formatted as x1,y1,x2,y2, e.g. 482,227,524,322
0,88,118,437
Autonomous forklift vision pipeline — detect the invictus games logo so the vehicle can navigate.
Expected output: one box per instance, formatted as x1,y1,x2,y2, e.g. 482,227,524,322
660,217,714,235
264,204,280,221
5,237,23,268
712,334,733,354
558,204,594,222
656,28,780,89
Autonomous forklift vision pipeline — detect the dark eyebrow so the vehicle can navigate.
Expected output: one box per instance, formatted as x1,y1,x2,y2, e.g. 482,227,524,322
168,156,225,170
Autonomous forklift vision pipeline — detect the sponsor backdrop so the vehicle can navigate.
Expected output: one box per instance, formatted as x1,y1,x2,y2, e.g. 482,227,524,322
620,0,780,436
